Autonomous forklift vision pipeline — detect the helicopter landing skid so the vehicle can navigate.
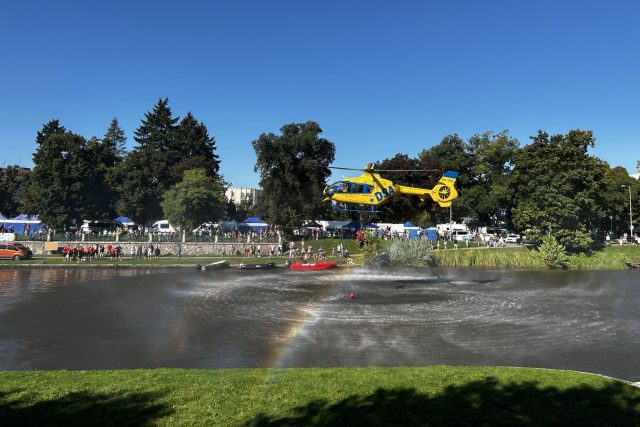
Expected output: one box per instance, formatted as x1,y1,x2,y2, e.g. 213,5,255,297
331,202,380,213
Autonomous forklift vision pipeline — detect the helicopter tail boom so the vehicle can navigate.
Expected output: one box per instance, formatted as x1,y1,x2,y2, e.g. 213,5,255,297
397,171,459,207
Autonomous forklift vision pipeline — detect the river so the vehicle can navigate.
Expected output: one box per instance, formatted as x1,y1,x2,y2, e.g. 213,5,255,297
0,267,638,381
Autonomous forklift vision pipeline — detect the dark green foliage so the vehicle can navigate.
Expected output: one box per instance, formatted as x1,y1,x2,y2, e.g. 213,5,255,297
20,131,97,230
117,99,221,224
117,98,180,223
373,154,436,223
599,166,639,237
103,117,127,164
19,119,127,227
417,131,519,225
510,130,608,251
172,112,220,180
0,166,30,217
35,119,66,145
116,147,166,223
463,131,519,224
252,121,335,234
418,134,473,184
161,169,226,233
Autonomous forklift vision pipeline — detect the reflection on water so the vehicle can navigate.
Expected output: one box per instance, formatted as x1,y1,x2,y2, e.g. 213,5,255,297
0,267,639,380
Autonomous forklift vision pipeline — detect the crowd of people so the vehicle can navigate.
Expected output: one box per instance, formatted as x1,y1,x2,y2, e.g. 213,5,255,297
62,243,122,261
61,243,162,262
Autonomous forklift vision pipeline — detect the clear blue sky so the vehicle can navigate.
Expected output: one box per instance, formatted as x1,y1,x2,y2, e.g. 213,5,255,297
1,0,638,186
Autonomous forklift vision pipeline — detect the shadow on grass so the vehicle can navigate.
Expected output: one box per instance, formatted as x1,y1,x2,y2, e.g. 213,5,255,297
247,377,640,426
0,389,172,427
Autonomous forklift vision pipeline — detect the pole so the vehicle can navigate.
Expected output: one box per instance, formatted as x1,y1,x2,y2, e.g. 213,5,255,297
622,185,634,241
609,215,613,234
628,186,633,239
449,204,453,242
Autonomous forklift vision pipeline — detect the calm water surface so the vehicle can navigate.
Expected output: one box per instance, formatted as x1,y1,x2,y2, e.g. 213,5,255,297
0,267,639,380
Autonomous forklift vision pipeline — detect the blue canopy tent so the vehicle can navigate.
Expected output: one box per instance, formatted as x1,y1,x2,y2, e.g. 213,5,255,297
238,217,269,233
115,216,135,225
340,220,361,231
404,221,420,239
115,216,137,230
426,226,438,241
362,221,378,229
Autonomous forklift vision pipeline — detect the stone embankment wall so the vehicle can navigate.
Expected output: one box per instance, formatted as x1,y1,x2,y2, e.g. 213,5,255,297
23,241,276,256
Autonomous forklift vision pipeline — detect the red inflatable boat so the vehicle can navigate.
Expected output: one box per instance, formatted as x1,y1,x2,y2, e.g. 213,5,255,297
289,261,337,271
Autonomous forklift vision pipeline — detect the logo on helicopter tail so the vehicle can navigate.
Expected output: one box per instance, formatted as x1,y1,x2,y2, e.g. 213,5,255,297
374,186,394,202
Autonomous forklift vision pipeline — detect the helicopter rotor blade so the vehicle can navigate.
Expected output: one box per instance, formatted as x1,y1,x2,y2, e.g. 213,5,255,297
371,169,440,172
328,166,440,173
328,166,368,171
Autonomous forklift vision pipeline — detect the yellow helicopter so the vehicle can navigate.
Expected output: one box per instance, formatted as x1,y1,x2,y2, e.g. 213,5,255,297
323,164,459,212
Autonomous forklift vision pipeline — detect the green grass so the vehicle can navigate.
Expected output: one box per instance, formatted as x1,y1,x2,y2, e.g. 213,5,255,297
5,241,640,270
1,367,638,426
432,245,640,269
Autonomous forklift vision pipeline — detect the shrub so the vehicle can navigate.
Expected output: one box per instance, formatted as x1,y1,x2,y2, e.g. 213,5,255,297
535,234,569,269
387,239,433,267
363,233,432,268
555,228,593,253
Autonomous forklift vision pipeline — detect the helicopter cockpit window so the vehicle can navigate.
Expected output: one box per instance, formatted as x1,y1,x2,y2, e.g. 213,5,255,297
326,182,344,194
351,183,362,193
361,184,373,194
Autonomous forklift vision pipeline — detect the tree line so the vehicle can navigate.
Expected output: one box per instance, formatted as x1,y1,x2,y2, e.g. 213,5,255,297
0,97,638,251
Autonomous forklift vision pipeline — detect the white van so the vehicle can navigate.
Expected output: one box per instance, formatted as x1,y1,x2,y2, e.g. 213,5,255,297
150,220,177,234
452,230,469,242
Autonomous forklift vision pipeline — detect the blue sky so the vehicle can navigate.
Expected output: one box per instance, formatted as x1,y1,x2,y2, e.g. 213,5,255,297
1,0,638,186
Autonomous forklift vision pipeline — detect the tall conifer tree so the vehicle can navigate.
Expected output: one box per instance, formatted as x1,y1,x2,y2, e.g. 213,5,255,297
118,98,179,223
172,112,220,180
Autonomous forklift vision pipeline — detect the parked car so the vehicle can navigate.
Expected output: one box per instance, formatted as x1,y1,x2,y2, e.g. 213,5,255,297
504,233,520,243
0,242,33,260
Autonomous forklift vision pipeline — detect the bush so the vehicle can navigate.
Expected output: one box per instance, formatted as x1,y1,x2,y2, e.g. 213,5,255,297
535,234,569,269
387,239,433,267
362,232,386,266
362,233,432,268
555,228,593,253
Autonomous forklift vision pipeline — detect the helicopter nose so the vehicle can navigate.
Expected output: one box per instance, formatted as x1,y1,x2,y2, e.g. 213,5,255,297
323,186,333,202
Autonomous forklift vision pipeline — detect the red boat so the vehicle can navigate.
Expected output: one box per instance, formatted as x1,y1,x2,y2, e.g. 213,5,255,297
289,261,337,271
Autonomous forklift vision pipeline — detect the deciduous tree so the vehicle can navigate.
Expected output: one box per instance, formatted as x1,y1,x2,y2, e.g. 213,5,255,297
252,121,334,234
510,130,607,251
161,169,226,234
0,166,30,217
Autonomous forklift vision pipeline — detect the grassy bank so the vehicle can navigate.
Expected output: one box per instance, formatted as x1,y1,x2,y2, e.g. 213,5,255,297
432,245,640,269
1,366,639,426
1,239,363,268
4,240,640,270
